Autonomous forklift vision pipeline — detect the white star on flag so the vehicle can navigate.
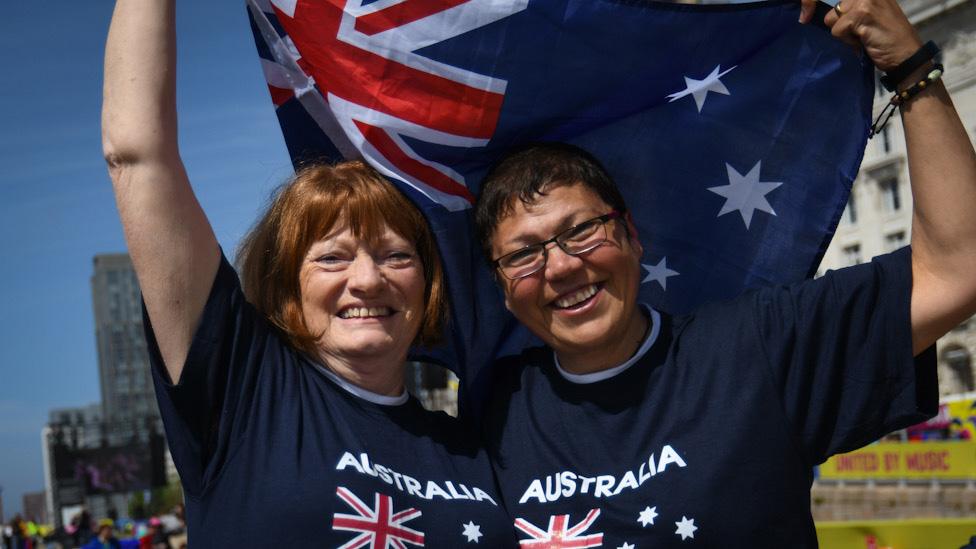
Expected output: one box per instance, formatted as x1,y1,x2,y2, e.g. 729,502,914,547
617,543,636,549
675,516,698,540
708,161,782,229
637,505,659,527
461,521,483,543
642,259,679,290
666,65,736,112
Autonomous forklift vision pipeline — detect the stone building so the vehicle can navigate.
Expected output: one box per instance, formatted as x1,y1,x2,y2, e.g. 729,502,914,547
819,0,976,397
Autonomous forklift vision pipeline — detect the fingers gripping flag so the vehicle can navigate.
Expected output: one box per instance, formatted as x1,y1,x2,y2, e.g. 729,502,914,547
248,0,874,415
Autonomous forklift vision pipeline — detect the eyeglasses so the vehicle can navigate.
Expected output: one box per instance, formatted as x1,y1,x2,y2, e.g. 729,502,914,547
493,211,622,280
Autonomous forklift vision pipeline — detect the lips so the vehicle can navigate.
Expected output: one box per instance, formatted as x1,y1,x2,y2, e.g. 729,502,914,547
337,306,394,319
552,283,600,309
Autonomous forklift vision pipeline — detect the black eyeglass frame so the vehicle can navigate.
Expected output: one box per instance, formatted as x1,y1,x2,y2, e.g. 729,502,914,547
492,211,623,280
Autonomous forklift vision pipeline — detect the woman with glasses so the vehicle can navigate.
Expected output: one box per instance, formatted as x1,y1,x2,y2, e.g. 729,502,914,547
469,0,976,534
101,0,516,546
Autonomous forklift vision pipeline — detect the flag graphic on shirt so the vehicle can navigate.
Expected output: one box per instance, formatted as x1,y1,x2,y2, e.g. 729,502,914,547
514,509,604,548
332,487,425,548
248,0,874,411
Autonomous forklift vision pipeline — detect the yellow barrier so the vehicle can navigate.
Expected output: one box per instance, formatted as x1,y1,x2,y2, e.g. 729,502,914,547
816,519,976,548
820,442,976,480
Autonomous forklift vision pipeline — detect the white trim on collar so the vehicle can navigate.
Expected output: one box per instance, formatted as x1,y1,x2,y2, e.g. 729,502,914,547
312,363,409,406
554,305,661,384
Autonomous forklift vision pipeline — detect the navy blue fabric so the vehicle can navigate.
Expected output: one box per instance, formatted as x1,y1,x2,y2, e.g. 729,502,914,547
146,255,517,547
248,0,876,419
485,247,937,547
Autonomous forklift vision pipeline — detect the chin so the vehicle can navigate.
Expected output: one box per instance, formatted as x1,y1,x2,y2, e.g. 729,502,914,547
326,334,399,358
549,329,611,355
346,340,398,357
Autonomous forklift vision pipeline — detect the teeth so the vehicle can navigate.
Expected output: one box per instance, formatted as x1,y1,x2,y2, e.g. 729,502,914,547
339,307,392,319
554,284,598,308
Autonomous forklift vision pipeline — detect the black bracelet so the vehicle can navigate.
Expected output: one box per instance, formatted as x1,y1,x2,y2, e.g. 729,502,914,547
880,41,940,92
869,63,944,138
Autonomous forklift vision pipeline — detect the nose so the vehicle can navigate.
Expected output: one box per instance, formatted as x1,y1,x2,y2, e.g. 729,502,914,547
543,241,583,281
347,254,384,294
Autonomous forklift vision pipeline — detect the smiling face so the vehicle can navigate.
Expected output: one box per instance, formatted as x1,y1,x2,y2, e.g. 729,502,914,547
299,222,426,369
491,183,647,373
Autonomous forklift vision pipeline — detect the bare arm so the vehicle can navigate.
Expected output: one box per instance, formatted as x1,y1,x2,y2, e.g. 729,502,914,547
102,0,220,383
801,0,976,355
901,69,976,354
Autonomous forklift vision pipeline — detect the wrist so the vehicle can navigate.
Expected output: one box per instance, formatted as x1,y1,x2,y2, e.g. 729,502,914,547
880,40,939,91
898,60,937,93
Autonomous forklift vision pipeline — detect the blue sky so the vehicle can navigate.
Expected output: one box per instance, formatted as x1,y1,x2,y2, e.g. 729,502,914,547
0,0,293,517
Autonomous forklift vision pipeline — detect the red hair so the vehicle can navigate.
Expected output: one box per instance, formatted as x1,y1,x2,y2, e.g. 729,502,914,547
236,161,446,354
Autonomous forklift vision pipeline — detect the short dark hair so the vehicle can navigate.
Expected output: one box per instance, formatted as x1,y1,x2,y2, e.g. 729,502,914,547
474,142,628,263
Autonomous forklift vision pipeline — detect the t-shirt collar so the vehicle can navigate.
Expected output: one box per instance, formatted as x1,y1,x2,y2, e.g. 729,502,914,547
312,363,409,406
554,304,661,384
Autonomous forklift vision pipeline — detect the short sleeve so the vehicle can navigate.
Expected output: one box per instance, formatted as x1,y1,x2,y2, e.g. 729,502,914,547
144,253,275,496
749,246,938,465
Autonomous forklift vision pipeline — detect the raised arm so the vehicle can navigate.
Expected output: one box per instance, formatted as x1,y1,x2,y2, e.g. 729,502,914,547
802,0,976,355
102,0,220,383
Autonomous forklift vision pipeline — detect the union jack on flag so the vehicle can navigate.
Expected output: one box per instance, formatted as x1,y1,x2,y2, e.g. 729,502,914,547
332,487,425,548
248,0,875,414
514,509,604,548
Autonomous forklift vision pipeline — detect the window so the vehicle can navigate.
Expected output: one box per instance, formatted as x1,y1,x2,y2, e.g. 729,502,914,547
881,126,891,154
843,244,862,266
880,177,901,211
944,348,974,392
843,194,857,224
885,231,906,252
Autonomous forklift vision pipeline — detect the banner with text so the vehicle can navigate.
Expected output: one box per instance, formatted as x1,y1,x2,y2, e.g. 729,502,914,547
820,442,976,480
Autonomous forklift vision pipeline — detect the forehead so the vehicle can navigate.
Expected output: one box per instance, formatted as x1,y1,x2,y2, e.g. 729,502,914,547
311,220,413,249
492,183,611,248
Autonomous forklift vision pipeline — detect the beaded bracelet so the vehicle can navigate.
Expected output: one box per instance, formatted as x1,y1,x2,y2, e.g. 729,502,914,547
869,63,944,138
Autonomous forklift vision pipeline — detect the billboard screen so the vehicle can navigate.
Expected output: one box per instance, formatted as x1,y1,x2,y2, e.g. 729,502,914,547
51,433,166,495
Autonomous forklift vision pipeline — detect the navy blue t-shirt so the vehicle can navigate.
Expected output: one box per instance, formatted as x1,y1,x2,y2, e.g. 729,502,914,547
146,255,517,548
485,247,937,547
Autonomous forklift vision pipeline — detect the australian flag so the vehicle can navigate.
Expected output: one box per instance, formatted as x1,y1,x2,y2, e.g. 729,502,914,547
247,0,874,413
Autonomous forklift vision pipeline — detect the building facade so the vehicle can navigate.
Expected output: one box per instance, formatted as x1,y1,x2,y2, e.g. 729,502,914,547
47,404,104,450
21,492,47,524
819,0,976,397
42,255,171,528
90,254,162,441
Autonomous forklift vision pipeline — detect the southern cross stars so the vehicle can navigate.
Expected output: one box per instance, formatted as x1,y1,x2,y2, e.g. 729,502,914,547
708,161,782,229
637,505,658,527
667,65,737,112
675,516,698,540
642,258,679,291
461,521,483,543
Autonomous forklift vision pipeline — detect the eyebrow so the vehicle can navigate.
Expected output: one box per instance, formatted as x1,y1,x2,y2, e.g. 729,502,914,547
499,211,589,250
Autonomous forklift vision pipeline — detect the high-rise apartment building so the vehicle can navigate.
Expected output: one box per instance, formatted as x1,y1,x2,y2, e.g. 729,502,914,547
819,0,976,397
90,254,161,441
42,256,170,528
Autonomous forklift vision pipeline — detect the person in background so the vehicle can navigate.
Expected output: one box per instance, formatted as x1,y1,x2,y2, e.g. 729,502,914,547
69,508,93,548
137,518,168,549
81,521,120,549
473,0,976,544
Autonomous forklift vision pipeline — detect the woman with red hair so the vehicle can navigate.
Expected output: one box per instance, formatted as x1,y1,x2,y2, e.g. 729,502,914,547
101,0,516,546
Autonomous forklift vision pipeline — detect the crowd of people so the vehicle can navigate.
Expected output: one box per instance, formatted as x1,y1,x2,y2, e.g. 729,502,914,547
1,506,185,549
